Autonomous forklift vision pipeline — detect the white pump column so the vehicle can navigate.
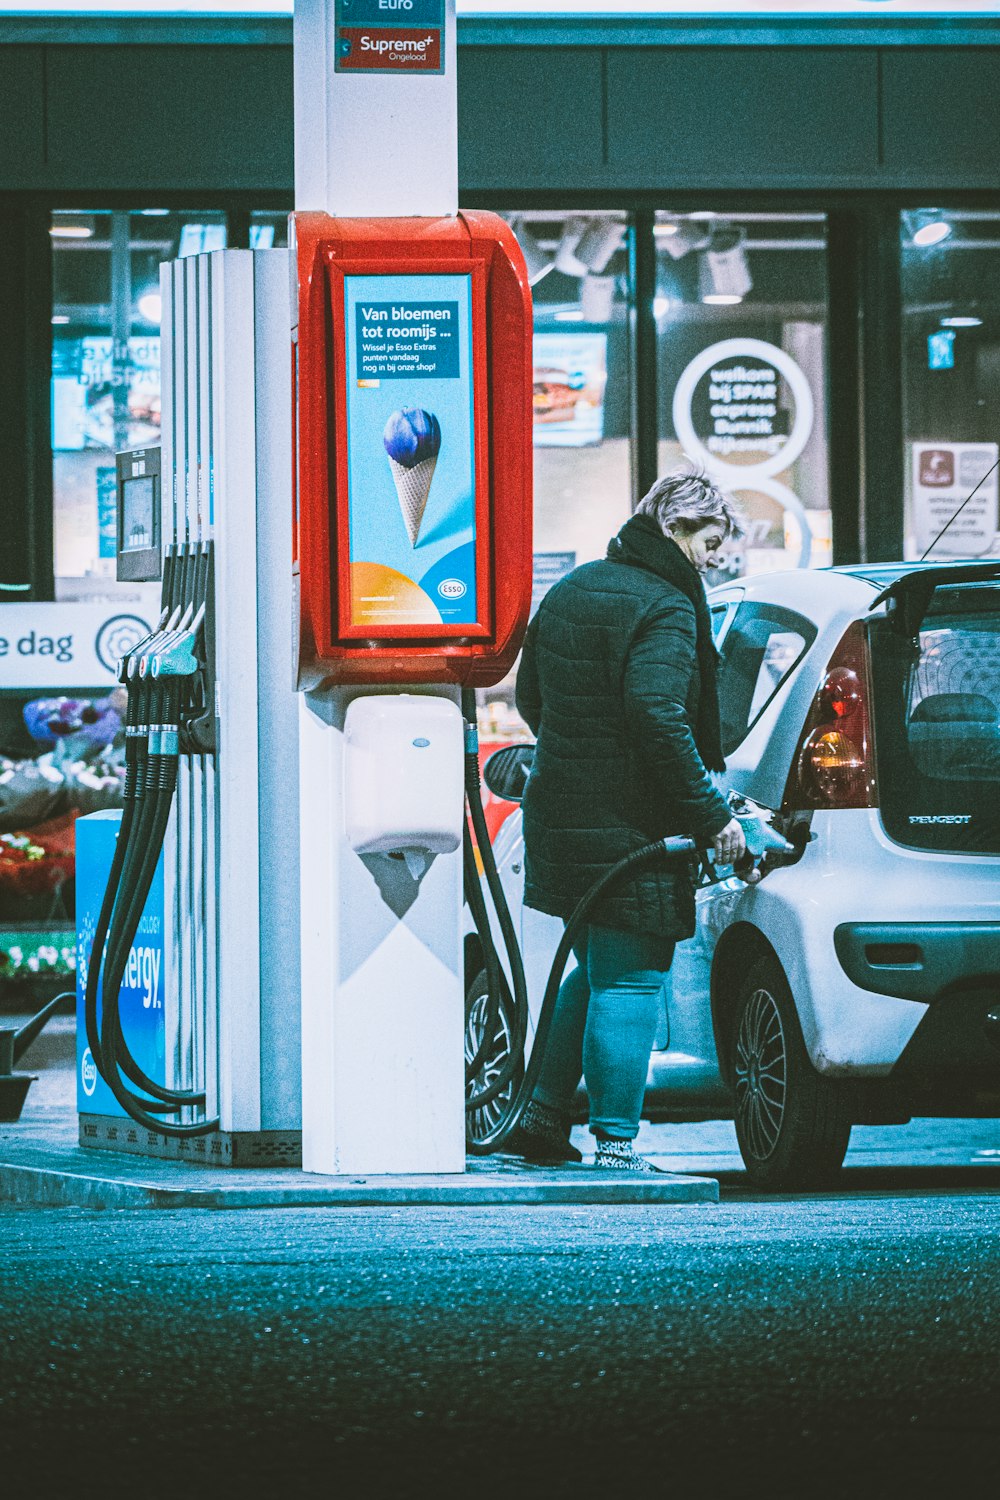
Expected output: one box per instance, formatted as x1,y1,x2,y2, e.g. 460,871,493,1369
294,0,467,1174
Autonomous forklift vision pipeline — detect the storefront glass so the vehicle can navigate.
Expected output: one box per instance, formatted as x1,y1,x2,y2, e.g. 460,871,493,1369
1,210,224,995
655,210,830,580
507,211,633,572
900,208,1000,562
471,212,633,759
51,208,227,601
249,210,290,249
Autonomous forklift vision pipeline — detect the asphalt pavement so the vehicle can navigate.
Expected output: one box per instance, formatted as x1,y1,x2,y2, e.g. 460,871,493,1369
2,1019,999,1496
3,1193,999,1497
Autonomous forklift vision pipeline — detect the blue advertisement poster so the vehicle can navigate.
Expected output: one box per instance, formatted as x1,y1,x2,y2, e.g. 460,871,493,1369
344,273,477,631
76,810,166,1118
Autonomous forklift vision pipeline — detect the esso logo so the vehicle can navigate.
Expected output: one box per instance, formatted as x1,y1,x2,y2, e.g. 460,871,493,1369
81,1047,98,1097
438,579,467,600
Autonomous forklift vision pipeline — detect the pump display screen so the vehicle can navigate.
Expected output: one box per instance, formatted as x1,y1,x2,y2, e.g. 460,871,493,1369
343,272,478,633
121,476,156,552
115,446,161,583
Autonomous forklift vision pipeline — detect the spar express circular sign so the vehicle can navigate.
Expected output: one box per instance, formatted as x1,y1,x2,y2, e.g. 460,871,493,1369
672,338,814,480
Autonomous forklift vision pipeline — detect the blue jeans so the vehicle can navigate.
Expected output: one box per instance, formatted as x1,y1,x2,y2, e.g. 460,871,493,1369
533,924,675,1140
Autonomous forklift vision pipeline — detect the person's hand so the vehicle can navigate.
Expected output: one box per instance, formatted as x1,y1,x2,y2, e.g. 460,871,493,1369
712,816,746,867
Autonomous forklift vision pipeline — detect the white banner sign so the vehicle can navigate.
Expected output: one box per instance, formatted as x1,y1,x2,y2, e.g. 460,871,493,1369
0,602,155,689
911,442,999,558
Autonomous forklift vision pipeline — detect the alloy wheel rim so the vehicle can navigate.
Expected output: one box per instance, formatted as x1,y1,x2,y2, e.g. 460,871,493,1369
734,985,787,1161
465,990,515,1141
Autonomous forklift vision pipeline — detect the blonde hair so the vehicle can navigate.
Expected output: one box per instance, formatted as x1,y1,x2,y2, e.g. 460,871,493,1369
636,466,746,541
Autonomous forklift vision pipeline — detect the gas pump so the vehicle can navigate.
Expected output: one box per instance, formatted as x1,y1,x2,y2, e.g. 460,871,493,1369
76,251,303,1164
291,210,534,1175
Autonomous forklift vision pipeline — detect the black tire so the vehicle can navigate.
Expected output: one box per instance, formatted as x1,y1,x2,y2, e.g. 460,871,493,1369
465,967,523,1145
731,955,852,1191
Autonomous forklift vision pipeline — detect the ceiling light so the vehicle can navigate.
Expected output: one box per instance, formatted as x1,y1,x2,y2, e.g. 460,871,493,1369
512,219,555,286
554,218,590,278
49,222,93,240
654,223,679,239
940,315,982,328
698,225,752,303
913,220,952,247
572,219,625,275
653,296,671,319
903,210,953,248
579,273,616,323
660,221,713,261
51,315,70,325
137,291,162,325
553,308,586,322
139,209,170,217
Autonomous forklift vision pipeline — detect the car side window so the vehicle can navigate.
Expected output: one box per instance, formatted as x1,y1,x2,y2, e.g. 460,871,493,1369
710,604,729,643
716,604,816,755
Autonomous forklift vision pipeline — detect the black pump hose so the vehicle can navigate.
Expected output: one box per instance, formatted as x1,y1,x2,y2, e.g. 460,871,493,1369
466,832,698,1156
83,645,189,1110
461,692,532,1111
85,591,219,1135
96,677,209,1112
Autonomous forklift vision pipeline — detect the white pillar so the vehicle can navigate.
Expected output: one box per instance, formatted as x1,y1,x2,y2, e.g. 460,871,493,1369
294,0,467,1174
294,0,458,219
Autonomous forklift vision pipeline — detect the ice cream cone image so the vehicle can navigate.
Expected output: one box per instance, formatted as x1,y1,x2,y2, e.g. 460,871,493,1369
384,408,442,547
387,454,438,546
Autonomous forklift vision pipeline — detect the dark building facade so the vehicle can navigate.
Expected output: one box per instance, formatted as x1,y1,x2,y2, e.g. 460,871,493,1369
1,9,999,597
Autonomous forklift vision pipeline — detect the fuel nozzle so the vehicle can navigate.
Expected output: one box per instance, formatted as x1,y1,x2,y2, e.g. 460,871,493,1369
726,791,795,860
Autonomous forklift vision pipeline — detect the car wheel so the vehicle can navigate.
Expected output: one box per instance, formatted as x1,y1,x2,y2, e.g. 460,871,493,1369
465,968,523,1145
731,955,852,1191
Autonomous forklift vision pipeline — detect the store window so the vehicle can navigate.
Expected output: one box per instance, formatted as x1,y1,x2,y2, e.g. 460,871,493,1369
655,210,830,579
50,208,227,601
0,210,226,991
507,210,632,577
249,211,289,249
900,208,1000,562
472,212,633,755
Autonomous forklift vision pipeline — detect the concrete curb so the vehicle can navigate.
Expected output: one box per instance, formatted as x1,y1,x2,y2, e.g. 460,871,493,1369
0,1154,719,1210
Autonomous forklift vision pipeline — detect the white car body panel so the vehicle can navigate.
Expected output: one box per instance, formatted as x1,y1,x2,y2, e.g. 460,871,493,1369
466,563,1000,1123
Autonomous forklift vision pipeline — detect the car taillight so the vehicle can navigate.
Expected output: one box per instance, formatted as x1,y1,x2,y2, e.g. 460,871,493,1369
782,620,877,810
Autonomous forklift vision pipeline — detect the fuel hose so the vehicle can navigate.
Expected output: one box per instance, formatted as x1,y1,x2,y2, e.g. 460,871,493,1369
467,822,699,1155
84,561,220,1138
460,690,754,1157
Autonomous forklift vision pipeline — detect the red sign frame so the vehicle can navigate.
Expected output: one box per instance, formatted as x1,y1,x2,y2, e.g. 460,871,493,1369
293,211,533,688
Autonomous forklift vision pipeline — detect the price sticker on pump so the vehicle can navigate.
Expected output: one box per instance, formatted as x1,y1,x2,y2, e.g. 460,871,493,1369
335,0,445,74
343,272,479,631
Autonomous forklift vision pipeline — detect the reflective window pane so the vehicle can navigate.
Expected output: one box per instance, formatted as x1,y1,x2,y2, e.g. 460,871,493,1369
474,212,633,753
656,210,830,579
250,210,289,249
901,208,1000,562
51,208,226,600
507,211,632,577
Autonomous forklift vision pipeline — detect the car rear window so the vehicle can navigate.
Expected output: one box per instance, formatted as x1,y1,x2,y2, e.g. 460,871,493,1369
870,585,1000,854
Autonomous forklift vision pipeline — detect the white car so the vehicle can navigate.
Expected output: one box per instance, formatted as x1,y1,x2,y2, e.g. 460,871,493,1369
465,559,1000,1188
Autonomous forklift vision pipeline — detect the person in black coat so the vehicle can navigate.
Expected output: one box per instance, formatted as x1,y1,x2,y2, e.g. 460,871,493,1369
512,469,747,1171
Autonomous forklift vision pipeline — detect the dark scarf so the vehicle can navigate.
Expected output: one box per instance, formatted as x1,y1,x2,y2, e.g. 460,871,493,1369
607,512,725,772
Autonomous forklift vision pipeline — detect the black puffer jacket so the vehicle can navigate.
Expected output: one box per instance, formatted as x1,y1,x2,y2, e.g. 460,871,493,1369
515,513,732,940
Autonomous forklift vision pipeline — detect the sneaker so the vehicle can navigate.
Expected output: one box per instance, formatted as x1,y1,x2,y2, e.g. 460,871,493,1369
509,1100,583,1164
594,1137,663,1173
